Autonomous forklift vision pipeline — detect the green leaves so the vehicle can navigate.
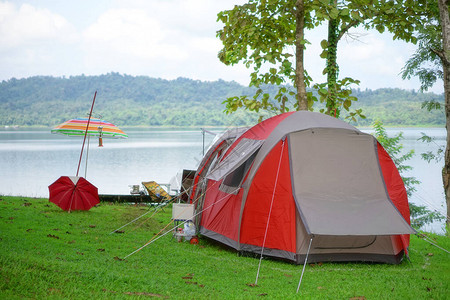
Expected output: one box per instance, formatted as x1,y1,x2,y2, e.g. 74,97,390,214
421,100,442,111
329,7,339,19
312,76,362,120
318,88,328,96
319,50,328,59
319,38,329,59
340,8,349,16
350,10,360,21
343,99,351,110
221,83,297,119
418,132,444,163
375,24,385,34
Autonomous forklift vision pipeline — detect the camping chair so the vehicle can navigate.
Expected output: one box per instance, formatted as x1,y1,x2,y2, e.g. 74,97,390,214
141,181,172,210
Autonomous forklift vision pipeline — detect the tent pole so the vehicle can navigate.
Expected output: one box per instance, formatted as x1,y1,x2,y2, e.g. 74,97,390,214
202,128,205,156
296,236,313,293
76,91,97,177
85,134,90,178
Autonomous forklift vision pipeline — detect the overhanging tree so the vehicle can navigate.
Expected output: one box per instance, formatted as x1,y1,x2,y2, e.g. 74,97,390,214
313,0,369,119
217,0,368,118
217,0,415,121
400,0,449,229
313,0,427,119
217,0,311,118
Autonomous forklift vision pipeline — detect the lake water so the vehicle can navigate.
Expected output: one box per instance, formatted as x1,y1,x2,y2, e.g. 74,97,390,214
0,126,446,233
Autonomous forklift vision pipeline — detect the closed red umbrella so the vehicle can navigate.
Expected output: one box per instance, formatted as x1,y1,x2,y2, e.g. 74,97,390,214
49,176,99,212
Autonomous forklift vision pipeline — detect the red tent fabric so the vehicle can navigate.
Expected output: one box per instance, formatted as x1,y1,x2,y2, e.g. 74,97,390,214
190,111,415,264
240,139,296,252
377,142,411,254
49,176,99,212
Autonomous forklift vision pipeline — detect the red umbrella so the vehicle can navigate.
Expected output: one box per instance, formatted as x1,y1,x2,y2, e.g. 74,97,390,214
49,176,99,212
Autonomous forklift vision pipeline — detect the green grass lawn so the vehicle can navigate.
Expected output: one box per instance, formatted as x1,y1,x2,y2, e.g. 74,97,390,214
0,196,449,299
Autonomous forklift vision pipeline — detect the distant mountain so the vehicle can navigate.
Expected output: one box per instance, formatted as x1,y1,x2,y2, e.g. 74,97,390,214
0,73,444,127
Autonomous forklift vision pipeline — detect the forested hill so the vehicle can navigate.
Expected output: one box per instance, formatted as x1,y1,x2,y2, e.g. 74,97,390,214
0,73,444,127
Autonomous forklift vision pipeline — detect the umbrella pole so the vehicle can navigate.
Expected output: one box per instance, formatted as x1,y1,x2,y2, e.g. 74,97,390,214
85,134,90,178
68,185,77,213
76,91,97,177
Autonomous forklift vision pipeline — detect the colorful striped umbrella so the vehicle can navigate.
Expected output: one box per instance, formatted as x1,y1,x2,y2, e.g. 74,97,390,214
51,118,128,139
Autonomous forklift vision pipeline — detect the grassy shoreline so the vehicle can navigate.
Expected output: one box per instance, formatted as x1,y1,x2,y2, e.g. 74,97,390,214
1,196,449,299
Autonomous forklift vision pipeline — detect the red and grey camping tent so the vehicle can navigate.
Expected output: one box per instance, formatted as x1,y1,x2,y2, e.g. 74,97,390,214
189,111,415,264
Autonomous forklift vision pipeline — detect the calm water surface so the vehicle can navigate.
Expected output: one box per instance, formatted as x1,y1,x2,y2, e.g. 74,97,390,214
0,127,446,233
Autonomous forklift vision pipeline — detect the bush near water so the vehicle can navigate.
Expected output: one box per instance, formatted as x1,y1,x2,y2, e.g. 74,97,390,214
1,196,449,299
0,73,445,127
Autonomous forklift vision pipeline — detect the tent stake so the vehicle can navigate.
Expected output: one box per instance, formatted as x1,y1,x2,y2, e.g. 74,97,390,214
296,237,313,293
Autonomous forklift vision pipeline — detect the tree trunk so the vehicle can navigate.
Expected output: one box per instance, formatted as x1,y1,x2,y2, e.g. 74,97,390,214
295,0,308,110
437,0,450,230
326,16,339,116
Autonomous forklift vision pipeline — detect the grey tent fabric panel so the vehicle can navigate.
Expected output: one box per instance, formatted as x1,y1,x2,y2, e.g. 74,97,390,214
310,235,395,254
295,208,400,257
289,129,415,236
206,138,263,181
242,111,360,190
296,251,405,264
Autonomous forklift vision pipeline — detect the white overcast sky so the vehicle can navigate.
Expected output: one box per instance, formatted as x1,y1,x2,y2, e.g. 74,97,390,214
0,0,444,93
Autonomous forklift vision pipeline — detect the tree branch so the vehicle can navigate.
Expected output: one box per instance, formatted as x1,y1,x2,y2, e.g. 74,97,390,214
430,47,450,66
337,20,360,41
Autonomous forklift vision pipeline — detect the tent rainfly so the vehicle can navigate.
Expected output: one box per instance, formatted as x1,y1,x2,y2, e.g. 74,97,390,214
189,111,415,264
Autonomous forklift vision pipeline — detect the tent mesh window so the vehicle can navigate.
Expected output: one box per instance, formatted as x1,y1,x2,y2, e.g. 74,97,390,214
222,151,259,188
